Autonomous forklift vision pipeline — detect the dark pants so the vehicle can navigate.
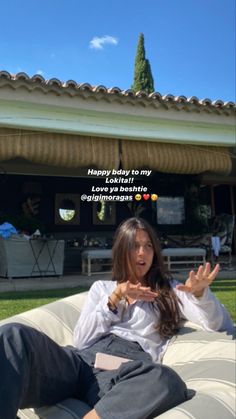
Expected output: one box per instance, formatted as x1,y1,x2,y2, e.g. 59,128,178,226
0,323,188,419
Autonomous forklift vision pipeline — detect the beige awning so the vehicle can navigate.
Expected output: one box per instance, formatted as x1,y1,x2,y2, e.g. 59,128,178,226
0,128,232,175
121,140,232,175
0,128,120,170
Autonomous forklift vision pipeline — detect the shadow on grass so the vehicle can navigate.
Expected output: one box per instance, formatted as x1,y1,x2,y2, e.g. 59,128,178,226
210,278,236,292
211,286,236,292
0,286,90,301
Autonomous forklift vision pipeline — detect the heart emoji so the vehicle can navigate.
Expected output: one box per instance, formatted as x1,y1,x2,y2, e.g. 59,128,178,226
143,194,150,200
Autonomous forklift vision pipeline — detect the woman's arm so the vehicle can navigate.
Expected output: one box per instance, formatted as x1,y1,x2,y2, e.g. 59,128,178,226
73,281,122,350
175,285,233,332
174,263,234,333
74,280,159,350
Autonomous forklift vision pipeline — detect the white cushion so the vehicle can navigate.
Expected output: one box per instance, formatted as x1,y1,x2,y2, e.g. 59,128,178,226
1,294,234,419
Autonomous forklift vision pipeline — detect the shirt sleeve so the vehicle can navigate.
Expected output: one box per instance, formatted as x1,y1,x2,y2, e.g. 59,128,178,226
73,281,122,350
173,281,234,333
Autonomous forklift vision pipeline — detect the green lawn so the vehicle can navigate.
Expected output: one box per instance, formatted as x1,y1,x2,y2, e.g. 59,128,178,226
209,278,236,322
0,280,235,322
0,287,89,320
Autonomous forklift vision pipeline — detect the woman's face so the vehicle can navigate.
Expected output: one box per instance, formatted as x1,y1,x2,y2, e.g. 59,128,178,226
130,229,154,282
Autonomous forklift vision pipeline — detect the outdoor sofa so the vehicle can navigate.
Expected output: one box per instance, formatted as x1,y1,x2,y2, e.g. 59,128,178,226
0,290,235,419
0,236,65,279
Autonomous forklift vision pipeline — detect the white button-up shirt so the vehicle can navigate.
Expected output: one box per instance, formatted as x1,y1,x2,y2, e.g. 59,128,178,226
73,280,233,362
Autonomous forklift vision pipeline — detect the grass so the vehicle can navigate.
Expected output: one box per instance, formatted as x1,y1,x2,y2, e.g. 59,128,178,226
209,278,236,322
0,280,235,322
0,287,89,320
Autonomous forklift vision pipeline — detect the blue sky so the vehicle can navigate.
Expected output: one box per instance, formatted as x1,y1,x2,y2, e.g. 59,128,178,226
0,0,235,101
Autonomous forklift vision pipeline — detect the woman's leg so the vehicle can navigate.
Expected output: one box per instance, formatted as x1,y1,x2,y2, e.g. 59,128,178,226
94,360,188,419
0,323,87,419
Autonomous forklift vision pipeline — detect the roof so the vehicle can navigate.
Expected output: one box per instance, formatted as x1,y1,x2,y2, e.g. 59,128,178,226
0,70,235,115
0,70,235,148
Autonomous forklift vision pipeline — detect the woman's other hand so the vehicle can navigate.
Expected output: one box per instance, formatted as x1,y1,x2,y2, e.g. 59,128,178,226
117,281,158,302
175,262,220,298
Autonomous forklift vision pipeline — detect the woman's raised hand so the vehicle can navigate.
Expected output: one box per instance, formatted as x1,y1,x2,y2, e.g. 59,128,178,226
175,262,220,298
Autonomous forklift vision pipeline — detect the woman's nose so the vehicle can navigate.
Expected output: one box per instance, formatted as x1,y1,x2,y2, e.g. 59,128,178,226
137,245,144,255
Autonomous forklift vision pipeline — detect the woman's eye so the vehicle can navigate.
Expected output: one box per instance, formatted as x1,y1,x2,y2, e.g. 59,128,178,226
142,244,153,251
133,242,153,251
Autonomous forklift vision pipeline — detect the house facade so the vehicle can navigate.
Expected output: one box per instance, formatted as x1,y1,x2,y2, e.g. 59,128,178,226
0,70,235,269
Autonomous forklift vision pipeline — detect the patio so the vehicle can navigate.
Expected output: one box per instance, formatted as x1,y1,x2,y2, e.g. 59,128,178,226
0,257,235,293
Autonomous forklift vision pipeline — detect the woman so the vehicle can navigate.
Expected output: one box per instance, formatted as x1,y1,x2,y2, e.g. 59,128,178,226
0,218,233,419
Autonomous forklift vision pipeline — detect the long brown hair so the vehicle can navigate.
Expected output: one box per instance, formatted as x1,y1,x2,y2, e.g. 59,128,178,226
112,217,181,338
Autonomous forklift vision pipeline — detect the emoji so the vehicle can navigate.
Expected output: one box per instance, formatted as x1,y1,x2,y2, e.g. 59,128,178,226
135,194,142,201
143,194,150,200
151,194,158,201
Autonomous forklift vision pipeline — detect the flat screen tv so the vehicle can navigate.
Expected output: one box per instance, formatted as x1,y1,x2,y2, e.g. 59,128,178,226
156,196,185,225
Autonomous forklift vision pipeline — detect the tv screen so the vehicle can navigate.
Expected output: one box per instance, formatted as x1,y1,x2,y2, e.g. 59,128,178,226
156,196,185,225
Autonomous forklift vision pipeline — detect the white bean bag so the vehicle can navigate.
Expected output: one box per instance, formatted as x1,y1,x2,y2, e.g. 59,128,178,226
1,292,235,419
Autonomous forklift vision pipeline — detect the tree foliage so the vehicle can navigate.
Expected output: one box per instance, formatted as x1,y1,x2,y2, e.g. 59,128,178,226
132,33,154,93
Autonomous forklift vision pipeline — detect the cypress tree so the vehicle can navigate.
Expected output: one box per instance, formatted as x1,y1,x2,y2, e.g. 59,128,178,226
132,33,154,93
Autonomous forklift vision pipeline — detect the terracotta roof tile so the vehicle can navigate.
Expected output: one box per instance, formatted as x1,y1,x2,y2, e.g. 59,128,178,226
31,74,45,83
46,78,62,87
0,70,235,114
122,89,135,97
77,82,93,91
107,87,122,94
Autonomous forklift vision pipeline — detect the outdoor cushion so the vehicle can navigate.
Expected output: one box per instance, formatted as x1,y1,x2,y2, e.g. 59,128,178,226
0,292,235,419
0,236,65,278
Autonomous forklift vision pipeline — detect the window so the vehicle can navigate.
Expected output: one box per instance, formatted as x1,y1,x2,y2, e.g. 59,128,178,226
93,201,116,225
55,194,80,225
156,196,185,225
